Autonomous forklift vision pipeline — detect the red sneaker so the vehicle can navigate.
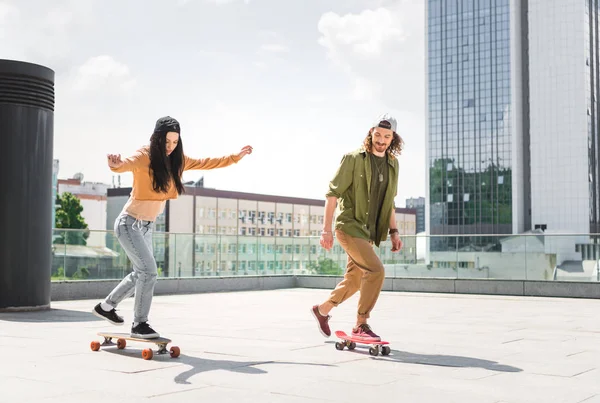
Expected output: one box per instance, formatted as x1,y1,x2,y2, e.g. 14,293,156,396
311,305,331,337
351,324,381,341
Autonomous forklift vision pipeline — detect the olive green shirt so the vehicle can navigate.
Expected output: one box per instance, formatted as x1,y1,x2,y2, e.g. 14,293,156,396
326,148,399,247
367,153,389,242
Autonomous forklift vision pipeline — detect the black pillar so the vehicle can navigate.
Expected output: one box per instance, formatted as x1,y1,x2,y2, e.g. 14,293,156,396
0,59,55,311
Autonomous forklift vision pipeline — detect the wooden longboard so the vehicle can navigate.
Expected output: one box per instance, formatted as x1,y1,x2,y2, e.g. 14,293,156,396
334,330,391,356
90,332,180,360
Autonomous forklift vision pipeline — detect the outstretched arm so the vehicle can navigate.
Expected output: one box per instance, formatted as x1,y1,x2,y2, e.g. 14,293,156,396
107,149,145,173
184,145,253,171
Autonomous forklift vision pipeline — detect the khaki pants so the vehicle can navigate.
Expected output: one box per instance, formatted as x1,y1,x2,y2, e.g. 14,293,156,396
328,229,385,319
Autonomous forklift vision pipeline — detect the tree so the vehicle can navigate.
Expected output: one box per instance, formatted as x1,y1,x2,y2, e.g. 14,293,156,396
308,257,343,275
54,192,89,245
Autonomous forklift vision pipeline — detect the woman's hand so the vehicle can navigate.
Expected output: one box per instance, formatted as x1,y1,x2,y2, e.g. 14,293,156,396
236,145,253,160
107,154,123,169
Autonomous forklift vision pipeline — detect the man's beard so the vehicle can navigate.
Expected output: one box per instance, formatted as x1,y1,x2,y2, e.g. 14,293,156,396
374,142,388,151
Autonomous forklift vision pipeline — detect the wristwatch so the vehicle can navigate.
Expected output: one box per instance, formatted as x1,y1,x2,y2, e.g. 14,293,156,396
388,228,399,236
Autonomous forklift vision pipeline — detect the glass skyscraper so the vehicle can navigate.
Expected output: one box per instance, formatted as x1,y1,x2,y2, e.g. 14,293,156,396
427,0,600,261
427,0,517,243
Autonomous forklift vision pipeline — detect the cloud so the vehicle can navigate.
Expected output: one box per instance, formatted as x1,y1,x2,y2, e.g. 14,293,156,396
306,94,328,103
187,0,251,5
259,44,290,53
254,32,290,69
71,55,136,92
0,1,18,22
318,8,405,58
253,61,268,70
0,0,95,69
258,30,279,40
317,2,425,110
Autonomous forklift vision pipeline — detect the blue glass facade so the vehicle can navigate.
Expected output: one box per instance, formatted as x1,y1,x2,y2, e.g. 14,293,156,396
428,0,514,241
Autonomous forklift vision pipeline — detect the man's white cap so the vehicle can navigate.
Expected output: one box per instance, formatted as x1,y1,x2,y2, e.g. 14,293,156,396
373,113,397,133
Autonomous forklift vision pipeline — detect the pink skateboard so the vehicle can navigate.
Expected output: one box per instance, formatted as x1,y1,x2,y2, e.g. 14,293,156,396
334,330,391,356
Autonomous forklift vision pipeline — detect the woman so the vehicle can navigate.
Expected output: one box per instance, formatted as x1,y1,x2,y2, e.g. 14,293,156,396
92,116,253,338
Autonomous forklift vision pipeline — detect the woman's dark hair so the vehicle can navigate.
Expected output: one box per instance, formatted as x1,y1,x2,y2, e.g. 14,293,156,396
149,130,185,195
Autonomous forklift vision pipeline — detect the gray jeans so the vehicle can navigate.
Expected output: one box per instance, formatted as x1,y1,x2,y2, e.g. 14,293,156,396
105,214,157,323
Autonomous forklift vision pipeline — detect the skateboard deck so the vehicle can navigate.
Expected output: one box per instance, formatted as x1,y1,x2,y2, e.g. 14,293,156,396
90,332,180,360
334,330,391,356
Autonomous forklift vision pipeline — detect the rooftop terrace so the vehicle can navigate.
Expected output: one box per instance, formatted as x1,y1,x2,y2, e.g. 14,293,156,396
2,288,600,402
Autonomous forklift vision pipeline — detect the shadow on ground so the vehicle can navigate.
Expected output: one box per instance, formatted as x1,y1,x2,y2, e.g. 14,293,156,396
102,348,336,384
325,341,521,372
174,354,336,384
0,309,102,323
382,349,523,372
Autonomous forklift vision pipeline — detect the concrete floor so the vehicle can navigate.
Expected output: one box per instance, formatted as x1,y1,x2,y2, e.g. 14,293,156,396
1,288,600,402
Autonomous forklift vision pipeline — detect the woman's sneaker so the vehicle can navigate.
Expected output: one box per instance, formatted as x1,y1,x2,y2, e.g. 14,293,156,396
351,324,381,341
131,322,159,339
92,303,124,325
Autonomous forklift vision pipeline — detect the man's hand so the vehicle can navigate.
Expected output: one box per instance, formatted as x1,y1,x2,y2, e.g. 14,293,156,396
107,154,123,169
391,233,403,252
237,145,253,160
320,231,334,251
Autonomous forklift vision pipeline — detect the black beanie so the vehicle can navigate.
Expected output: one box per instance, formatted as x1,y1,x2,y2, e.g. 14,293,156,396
154,116,180,133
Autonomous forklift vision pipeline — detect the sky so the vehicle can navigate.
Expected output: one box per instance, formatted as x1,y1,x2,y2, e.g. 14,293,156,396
1,0,426,207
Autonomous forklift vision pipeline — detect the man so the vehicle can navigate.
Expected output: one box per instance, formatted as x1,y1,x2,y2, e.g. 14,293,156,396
311,113,404,341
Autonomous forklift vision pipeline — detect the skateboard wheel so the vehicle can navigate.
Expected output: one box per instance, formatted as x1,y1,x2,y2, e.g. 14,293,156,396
90,341,100,351
369,346,379,356
335,342,345,350
117,338,126,350
347,342,356,350
381,346,391,356
142,348,153,360
169,346,180,358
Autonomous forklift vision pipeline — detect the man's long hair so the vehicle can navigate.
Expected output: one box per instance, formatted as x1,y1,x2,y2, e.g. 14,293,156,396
148,131,185,195
363,128,404,158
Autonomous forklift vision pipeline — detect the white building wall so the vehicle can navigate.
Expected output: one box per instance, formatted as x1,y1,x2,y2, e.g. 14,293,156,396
80,199,107,247
168,195,194,233
528,0,590,234
168,195,195,276
510,0,525,234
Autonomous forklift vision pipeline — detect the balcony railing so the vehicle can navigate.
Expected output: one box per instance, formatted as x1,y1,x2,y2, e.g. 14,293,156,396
50,229,600,282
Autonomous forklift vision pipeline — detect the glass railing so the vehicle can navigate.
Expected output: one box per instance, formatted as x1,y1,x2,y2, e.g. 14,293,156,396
50,228,600,282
